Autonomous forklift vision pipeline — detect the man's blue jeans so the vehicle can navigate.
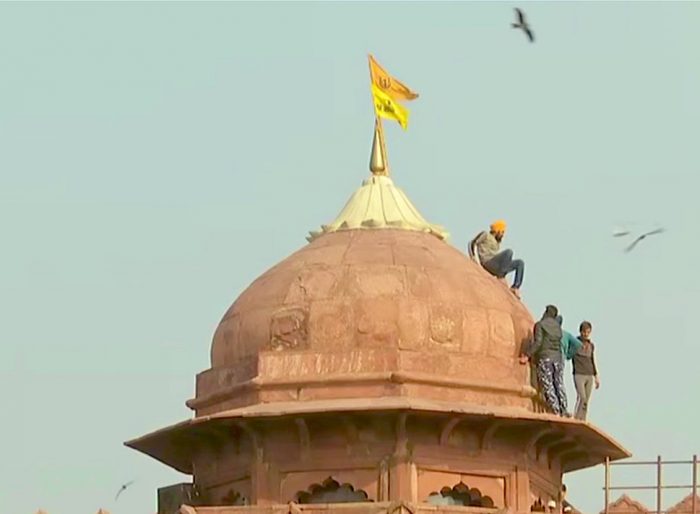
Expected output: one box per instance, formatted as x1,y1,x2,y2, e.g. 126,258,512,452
483,249,524,289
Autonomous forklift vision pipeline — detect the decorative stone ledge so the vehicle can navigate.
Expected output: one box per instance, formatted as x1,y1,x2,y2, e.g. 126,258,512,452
180,501,507,514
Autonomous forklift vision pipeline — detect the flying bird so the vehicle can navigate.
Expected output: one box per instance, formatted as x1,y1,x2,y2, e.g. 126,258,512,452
115,480,135,501
624,228,665,253
512,8,535,43
612,227,631,237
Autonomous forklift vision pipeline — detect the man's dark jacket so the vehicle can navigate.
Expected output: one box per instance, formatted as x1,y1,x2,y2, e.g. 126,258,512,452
526,315,563,361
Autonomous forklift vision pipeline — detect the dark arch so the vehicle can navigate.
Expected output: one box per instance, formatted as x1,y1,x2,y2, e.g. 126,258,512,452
426,481,495,507
222,488,247,506
531,498,546,512
295,477,371,504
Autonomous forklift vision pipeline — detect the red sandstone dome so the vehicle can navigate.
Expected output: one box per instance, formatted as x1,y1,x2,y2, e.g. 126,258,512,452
189,186,538,417
128,127,630,512
212,229,533,369
127,212,631,507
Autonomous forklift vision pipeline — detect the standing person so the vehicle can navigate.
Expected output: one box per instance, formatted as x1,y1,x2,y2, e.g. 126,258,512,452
519,305,569,417
573,321,600,421
556,315,583,362
468,220,525,298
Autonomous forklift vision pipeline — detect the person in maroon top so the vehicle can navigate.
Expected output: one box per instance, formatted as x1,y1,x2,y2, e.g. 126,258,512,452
572,321,600,421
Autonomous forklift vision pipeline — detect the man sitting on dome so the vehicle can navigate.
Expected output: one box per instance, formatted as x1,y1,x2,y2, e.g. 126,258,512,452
468,220,525,298
519,305,569,417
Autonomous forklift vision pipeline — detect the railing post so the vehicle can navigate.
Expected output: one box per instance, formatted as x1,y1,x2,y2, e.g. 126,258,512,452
657,455,663,514
605,456,611,514
692,454,697,514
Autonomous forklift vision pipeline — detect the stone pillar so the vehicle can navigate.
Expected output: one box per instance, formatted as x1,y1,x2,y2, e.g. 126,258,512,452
389,456,414,501
513,467,531,512
389,414,416,502
251,450,273,505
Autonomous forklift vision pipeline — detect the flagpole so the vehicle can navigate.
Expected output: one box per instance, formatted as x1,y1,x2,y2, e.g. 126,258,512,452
375,116,390,175
368,54,390,176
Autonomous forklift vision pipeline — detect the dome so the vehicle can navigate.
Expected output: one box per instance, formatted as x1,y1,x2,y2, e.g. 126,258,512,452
130,125,630,486
191,227,536,416
213,229,532,366
187,131,537,417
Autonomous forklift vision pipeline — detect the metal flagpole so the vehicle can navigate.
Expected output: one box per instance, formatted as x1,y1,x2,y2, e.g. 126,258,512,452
368,55,390,176
605,457,611,514
657,455,663,514
375,116,389,175
692,454,697,514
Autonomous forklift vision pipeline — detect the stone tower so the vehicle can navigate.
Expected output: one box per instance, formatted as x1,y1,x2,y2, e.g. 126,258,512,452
127,125,629,514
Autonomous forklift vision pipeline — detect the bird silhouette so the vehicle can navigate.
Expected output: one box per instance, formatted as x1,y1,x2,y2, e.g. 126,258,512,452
612,227,631,237
115,480,135,501
512,8,534,42
624,228,665,253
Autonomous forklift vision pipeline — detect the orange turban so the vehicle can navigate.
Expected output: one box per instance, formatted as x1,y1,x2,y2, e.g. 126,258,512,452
490,220,507,233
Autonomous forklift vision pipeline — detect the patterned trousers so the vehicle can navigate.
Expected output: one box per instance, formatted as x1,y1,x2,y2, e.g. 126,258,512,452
536,358,567,415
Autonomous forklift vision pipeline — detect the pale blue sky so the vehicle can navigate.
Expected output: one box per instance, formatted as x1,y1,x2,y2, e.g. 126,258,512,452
1,2,699,513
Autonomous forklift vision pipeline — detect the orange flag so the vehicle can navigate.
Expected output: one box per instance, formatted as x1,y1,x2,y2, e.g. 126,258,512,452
368,55,419,101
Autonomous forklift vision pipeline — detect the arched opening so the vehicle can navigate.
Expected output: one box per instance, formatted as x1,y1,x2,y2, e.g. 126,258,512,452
426,481,495,507
531,498,546,512
222,488,247,506
295,477,371,504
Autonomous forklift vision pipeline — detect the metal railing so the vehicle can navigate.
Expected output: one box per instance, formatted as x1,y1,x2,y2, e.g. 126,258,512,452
603,455,698,514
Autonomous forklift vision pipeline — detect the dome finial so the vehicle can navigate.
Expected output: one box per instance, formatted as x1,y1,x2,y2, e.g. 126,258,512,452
367,55,417,177
369,119,389,176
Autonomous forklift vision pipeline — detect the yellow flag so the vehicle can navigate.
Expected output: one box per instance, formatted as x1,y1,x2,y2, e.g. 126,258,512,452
369,55,419,101
372,84,409,130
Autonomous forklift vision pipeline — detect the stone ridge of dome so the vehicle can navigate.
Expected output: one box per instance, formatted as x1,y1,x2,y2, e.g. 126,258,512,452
307,174,449,242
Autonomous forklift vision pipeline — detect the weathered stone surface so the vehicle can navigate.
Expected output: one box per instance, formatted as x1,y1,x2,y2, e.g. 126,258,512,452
258,349,398,378
461,308,490,356
405,267,432,298
356,297,400,347
210,313,240,365
397,298,429,350
196,358,257,398
308,298,356,350
350,265,406,298
486,309,517,360
344,242,393,265
392,242,439,268
203,229,535,413
270,307,308,351
428,302,463,348
284,269,339,304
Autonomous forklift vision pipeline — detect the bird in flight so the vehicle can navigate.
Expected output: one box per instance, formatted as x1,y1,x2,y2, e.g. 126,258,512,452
115,480,135,501
612,227,631,237
624,228,665,253
512,8,535,43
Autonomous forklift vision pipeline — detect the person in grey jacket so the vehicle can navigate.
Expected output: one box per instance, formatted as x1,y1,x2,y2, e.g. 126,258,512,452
519,305,569,416
573,320,600,420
